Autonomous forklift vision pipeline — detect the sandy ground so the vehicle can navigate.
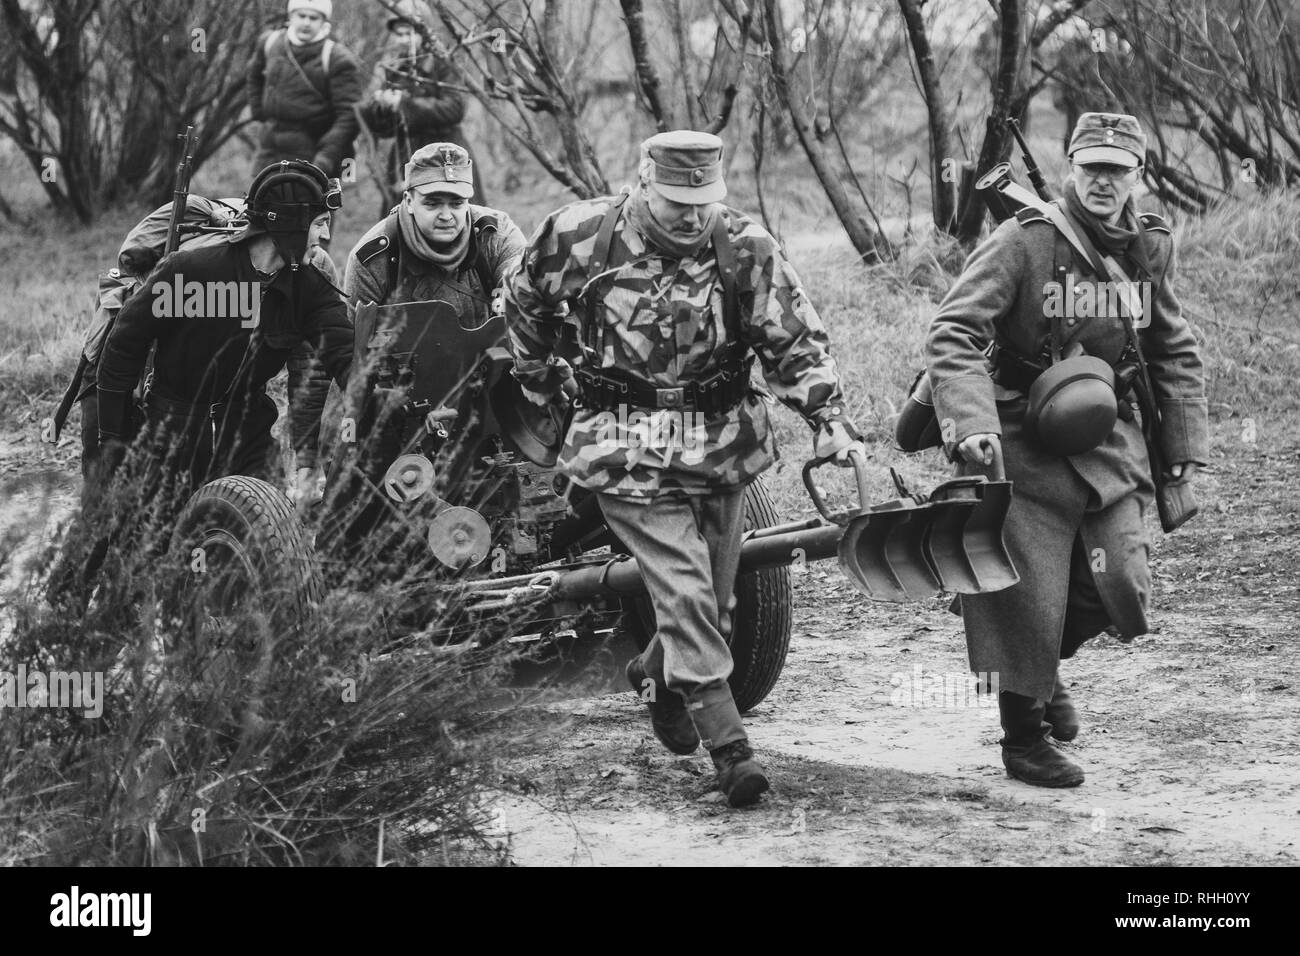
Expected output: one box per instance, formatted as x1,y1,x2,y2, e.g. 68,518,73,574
485,431,1300,867
3,424,1297,866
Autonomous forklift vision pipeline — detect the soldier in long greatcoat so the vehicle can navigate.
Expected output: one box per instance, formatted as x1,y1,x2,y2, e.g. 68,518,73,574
505,130,866,807
925,113,1209,787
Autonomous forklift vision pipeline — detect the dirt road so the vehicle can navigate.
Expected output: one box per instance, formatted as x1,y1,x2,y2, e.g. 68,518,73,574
491,432,1300,866
4,424,1297,866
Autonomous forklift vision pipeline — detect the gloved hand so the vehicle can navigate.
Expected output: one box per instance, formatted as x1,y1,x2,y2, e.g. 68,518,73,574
287,466,325,505
812,414,866,466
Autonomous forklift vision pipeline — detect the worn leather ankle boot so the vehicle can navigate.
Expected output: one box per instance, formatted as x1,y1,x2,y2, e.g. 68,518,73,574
626,659,699,755
999,691,1085,788
709,740,770,807
1044,673,1080,742
690,691,769,807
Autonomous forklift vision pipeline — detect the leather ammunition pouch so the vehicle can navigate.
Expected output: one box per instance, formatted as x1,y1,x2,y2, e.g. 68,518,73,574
575,351,753,417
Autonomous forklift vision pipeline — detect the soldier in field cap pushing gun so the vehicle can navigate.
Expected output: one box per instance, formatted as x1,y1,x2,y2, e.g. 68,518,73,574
924,112,1209,788
505,129,866,808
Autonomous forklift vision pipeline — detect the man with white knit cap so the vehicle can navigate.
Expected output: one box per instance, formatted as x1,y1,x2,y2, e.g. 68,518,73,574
249,0,364,178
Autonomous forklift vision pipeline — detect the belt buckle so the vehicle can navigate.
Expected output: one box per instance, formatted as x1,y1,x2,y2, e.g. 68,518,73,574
655,387,684,408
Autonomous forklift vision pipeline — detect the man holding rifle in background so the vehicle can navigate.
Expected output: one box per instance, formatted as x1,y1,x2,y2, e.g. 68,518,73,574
924,113,1209,787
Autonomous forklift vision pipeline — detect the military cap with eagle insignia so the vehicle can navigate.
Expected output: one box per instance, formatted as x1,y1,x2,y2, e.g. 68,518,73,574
1068,112,1147,168
404,142,475,198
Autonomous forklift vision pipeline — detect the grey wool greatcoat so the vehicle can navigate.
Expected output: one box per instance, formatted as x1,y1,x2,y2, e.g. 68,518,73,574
924,202,1209,700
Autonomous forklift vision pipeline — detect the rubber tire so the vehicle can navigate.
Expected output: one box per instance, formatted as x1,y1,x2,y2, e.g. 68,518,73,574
170,475,323,632
621,478,793,713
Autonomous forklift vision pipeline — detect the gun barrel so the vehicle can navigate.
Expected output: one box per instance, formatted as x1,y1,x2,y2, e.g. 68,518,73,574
164,126,196,255
1006,117,1052,200
535,521,845,603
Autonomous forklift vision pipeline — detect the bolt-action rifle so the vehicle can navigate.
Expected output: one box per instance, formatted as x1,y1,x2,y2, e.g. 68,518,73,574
1006,116,1052,202
50,127,196,443
139,126,196,403
164,126,196,254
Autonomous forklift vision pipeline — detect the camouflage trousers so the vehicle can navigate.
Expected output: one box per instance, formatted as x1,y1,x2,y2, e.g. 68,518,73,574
599,488,748,748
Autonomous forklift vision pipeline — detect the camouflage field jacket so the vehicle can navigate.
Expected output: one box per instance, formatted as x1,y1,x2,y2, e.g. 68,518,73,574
505,196,849,497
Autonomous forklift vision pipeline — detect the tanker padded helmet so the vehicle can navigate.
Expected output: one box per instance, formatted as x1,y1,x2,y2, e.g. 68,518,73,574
245,160,341,266
247,160,339,232
1024,355,1118,457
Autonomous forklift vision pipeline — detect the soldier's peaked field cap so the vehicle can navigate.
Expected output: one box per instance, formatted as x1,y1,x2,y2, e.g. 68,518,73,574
640,130,726,204
1069,112,1146,168
405,142,475,198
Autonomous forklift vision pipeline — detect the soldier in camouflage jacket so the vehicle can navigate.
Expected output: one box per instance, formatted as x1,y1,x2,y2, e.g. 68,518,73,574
505,130,865,807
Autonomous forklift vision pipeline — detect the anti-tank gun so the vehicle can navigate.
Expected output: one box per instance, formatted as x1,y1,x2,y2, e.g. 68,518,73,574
168,298,1021,710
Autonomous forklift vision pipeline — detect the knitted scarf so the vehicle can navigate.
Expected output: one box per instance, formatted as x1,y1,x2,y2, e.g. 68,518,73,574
398,200,471,270
1064,176,1139,256
625,189,718,260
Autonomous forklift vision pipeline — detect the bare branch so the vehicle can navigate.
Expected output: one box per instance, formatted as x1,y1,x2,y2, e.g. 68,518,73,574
619,0,673,130
897,0,957,232
761,0,890,263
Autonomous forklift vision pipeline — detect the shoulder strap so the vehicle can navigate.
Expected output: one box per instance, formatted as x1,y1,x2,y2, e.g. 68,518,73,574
583,194,631,354
469,214,500,304
381,214,401,293
588,193,629,277
354,216,401,295
1138,211,1170,234
321,38,333,76
281,31,330,103
1015,205,1050,227
710,213,739,345
264,29,281,60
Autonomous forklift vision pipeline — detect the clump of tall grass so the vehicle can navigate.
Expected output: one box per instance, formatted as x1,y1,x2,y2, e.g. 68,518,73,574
0,441,543,866
1172,188,1300,419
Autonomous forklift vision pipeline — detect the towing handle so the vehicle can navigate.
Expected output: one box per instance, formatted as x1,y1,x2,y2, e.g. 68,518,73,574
802,447,872,524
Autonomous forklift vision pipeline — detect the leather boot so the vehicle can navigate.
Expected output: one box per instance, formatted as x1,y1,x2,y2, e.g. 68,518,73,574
690,691,769,807
626,659,699,755
999,691,1085,788
1044,673,1080,742
709,740,770,808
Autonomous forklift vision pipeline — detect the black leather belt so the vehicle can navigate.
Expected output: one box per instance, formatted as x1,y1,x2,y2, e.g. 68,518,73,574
989,344,1047,393
575,356,753,416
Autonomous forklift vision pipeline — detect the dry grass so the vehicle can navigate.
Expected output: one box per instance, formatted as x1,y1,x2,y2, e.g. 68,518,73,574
0,455,549,866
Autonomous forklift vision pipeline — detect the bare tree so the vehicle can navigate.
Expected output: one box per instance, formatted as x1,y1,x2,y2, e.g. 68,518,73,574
0,0,264,222
898,0,1093,243
1098,0,1300,211
746,0,892,263
898,0,959,232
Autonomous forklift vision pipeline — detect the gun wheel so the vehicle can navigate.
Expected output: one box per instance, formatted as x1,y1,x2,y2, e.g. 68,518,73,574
166,475,323,646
